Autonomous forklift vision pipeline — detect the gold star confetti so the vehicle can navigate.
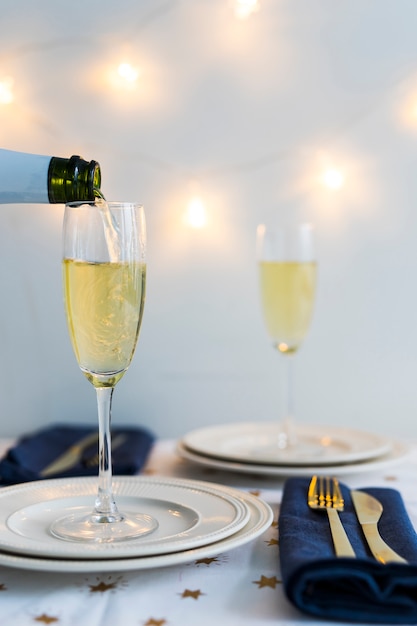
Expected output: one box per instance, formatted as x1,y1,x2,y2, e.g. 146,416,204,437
195,557,220,566
0,583,7,591
384,475,398,481
81,575,127,594
271,519,279,528
89,581,118,593
249,490,261,497
34,615,59,624
180,589,204,599
265,537,279,546
144,619,167,626
252,575,281,589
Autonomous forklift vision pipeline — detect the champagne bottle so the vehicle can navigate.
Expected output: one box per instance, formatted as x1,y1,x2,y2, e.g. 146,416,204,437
0,149,101,204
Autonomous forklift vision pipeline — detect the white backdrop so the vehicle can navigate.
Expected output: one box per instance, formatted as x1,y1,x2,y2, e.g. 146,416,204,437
0,0,417,441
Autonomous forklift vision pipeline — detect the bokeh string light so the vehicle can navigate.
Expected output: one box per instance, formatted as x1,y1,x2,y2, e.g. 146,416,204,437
117,63,140,83
107,62,142,91
0,77,14,104
0,0,416,230
184,196,208,229
322,169,344,191
234,0,260,20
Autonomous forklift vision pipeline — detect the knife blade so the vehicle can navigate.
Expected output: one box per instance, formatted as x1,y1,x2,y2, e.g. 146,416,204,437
40,431,98,477
81,433,127,468
351,490,407,564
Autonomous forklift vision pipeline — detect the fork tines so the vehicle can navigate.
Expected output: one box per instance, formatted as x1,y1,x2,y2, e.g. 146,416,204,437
308,475,344,511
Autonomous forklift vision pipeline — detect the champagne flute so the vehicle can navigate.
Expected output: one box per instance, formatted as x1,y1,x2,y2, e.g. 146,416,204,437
51,200,158,543
257,222,317,457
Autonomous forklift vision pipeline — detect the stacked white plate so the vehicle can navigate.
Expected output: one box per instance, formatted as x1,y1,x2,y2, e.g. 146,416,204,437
0,475,273,573
177,422,410,477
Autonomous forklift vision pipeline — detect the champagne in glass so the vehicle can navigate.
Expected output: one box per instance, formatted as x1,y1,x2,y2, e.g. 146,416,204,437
51,200,158,543
257,222,317,456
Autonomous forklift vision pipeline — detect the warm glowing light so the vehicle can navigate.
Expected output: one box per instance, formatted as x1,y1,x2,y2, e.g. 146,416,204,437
0,77,14,104
306,151,371,224
107,62,141,91
398,93,417,130
184,197,208,229
117,62,140,84
323,168,344,190
234,0,260,19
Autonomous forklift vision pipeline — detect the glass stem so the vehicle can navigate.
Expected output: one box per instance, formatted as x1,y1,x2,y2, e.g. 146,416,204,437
93,386,122,522
279,354,297,448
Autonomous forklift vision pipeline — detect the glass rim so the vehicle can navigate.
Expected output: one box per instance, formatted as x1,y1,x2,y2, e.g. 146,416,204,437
65,201,144,209
256,221,314,231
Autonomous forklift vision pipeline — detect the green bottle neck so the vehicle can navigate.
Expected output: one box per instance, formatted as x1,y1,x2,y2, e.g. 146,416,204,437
48,155,101,203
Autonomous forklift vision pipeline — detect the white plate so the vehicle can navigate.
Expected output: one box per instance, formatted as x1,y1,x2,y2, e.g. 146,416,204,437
177,439,410,477
0,476,251,560
182,422,392,466
0,490,273,573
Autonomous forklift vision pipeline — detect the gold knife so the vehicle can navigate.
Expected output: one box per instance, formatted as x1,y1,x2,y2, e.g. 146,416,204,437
82,433,127,467
40,431,98,477
351,490,407,564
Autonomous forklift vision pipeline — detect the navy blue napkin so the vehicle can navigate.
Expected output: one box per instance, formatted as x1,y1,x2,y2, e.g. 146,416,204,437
0,423,155,485
279,477,417,624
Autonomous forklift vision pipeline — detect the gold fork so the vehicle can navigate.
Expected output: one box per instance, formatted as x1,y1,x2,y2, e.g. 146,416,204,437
308,475,356,558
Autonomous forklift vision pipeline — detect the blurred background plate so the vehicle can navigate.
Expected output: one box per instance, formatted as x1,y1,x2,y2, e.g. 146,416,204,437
176,439,410,477
181,422,393,466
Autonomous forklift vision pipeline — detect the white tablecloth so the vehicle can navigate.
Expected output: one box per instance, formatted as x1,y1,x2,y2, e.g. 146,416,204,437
0,438,416,626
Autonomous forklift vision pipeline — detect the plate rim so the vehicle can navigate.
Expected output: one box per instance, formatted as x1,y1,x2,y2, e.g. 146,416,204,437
0,489,273,573
0,475,251,560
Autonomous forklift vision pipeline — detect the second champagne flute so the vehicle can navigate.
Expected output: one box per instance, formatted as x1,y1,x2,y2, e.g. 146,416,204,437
257,222,317,457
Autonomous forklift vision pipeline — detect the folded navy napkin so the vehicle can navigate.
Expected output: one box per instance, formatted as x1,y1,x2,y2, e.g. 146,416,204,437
279,477,417,624
0,423,155,485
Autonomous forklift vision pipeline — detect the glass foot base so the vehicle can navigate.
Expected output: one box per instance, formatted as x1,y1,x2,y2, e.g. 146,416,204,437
249,432,331,462
273,437,322,459
50,509,159,543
